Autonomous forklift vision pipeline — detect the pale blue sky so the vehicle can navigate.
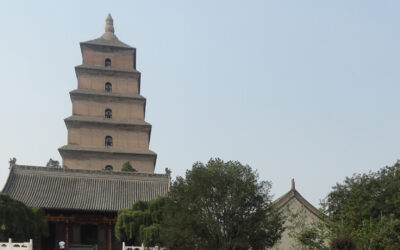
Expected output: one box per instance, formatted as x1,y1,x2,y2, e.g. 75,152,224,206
1,1,399,207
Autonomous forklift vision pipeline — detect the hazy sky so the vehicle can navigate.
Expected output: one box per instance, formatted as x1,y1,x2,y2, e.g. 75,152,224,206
1,1,399,207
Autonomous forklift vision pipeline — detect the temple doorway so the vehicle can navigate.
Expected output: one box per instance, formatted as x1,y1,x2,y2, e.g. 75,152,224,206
81,224,98,245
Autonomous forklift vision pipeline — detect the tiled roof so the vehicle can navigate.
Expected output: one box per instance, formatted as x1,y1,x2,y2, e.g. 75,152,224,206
273,186,321,218
2,165,169,212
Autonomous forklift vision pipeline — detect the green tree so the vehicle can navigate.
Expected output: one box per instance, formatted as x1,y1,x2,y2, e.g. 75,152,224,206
115,197,166,246
330,237,356,250
121,161,137,172
285,207,329,250
321,161,400,249
0,194,48,241
161,158,284,250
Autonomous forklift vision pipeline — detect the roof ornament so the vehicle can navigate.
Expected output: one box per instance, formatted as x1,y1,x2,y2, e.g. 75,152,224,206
101,14,118,40
46,158,61,168
291,178,295,191
9,157,16,168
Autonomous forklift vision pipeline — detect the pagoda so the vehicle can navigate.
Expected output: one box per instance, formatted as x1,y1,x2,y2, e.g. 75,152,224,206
3,15,169,250
59,14,157,173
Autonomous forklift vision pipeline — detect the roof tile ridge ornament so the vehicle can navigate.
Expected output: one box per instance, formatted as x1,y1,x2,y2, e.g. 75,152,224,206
9,157,17,168
291,178,296,192
101,14,118,40
165,168,172,190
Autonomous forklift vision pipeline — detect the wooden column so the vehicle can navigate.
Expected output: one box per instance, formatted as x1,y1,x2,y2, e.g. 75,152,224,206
107,224,112,250
65,221,69,250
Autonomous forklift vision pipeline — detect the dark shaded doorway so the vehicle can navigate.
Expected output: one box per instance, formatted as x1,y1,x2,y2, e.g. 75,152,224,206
81,224,98,245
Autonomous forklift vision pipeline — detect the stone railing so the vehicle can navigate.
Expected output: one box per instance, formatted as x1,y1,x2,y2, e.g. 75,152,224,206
0,239,33,250
122,242,167,250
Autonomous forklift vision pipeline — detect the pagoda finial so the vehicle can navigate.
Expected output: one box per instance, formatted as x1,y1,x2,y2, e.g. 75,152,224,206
101,14,118,40
105,14,114,34
291,178,295,191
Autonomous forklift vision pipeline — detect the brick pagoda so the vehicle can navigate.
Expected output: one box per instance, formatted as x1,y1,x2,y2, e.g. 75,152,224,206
59,14,157,173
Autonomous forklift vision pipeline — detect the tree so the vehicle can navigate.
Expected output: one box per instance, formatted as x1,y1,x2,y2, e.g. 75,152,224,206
330,237,355,250
321,161,400,249
0,194,48,241
121,161,137,172
115,197,166,246
161,158,284,250
285,207,329,250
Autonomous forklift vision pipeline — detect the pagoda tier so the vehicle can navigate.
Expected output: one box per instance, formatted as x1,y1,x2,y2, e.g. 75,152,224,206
59,14,157,173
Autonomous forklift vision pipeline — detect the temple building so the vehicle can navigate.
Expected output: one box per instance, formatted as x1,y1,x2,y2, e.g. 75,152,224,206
271,180,325,250
2,15,169,250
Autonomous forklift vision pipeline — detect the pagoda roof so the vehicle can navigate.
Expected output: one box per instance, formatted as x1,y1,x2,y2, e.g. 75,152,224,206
75,64,140,75
58,145,157,157
82,37,133,49
70,89,146,102
2,165,169,212
81,14,133,49
64,115,151,129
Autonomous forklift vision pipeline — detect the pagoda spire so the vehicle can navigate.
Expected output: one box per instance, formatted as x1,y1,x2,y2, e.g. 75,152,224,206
101,14,118,40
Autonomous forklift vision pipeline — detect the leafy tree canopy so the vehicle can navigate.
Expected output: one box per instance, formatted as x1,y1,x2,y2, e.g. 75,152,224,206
322,161,400,249
0,194,48,241
115,197,166,246
121,161,137,172
161,158,284,250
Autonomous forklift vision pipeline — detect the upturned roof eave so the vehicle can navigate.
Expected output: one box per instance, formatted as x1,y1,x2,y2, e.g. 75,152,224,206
1,166,14,193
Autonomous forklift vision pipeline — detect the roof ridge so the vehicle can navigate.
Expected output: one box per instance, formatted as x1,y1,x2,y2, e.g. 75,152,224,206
273,186,322,218
12,164,167,178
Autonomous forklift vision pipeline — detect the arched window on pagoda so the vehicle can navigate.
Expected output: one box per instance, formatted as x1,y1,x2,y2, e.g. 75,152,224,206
105,165,113,171
105,82,112,92
105,109,112,119
105,58,111,67
105,136,113,147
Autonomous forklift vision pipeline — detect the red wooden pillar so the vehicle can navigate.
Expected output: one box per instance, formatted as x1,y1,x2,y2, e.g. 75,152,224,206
107,224,112,250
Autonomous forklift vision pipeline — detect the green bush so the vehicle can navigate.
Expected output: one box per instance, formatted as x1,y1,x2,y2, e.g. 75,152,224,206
0,194,48,241
121,162,137,172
